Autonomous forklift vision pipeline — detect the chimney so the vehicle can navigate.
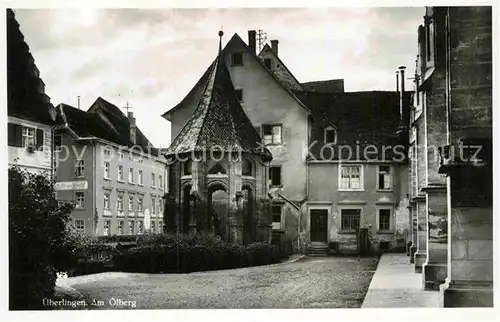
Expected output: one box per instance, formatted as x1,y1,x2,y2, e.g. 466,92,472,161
271,39,279,56
128,111,136,145
248,30,256,54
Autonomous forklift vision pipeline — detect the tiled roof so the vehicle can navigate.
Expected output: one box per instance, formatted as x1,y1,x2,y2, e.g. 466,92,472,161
301,79,345,93
57,99,161,157
294,90,411,161
258,44,303,91
7,8,55,125
164,42,272,161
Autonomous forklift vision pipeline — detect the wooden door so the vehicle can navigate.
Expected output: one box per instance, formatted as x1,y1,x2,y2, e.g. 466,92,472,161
310,209,328,242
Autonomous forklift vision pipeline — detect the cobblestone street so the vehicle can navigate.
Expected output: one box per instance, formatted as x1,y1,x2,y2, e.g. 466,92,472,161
59,256,379,309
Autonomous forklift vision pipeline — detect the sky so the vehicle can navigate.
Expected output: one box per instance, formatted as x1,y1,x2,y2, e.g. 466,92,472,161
14,7,425,148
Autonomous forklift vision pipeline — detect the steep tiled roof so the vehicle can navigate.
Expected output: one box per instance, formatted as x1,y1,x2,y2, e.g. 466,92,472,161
7,9,55,125
258,44,303,91
294,90,411,161
164,39,272,161
301,79,345,93
57,99,161,157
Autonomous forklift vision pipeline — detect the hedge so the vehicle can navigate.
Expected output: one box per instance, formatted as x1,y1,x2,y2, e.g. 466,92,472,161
113,234,281,273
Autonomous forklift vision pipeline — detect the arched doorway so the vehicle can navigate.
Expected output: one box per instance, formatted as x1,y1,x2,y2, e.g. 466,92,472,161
208,183,229,239
242,186,255,244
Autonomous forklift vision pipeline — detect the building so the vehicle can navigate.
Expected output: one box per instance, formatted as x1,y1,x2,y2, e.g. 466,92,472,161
54,98,167,236
163,31,273,244
295,85,411,255
163,30,412,253
7,9,57,175
408,7,492,307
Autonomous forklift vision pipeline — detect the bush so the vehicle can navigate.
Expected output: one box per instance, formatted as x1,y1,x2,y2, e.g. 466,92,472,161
113,233,280,273
9,167,75,310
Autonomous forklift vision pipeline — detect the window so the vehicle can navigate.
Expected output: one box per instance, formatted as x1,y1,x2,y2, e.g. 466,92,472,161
378,166,392,191
75,192,85,209
128,221,135,235
117,195,123,212
137,197,143,212
235,89,243,102
341,209,361,231
158,221,163,233
118,152,124,160
118,165,124,181
183,161,192,176
74,159,85,177
128,196,134,211
159,175,163,189
104,148,111,157
231,52,243,66
426,20,434,63
379,209,391,231
264,58,272,69
129,168,134,183
54,134,62,152
340,165,363,190
22,126,35,147
269,166,282,187
138,170,144,185
262,124,282,145
272,205,282,230
151,221,156,233
151,197,156,214
242,159,253,176
104,220,111,236
104,193,110,209
117,220,124,235
158,198,163,214
151,173,156,187
324,127,337,144
75,220,85,234
104,162,110,179
137,221,144,234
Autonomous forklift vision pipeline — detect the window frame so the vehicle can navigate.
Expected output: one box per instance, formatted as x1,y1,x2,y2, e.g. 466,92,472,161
151,173,156,187
117,195,124,212
377,165,393,191
22,126,36,148
128,221,135,235
264,58,272,69
138,170,144,186
75,191,85,209
128,196,134,211
377,207,393,232
340,207,362,233
54,134,63,152
104,193,110,209
269,165,282,187
74,159,85,178
159,174,163,189
118,165,124,182
74,219,85,234
128,167,134,184
262,123,282,145
117,220,124,235
137,197,143,212
231,51,244,66
271,204,283,230
103,220,111,236
324,126,337,144
338,164,364,191
104,161,111,179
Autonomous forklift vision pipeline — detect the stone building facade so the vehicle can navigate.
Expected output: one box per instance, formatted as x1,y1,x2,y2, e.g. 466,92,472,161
407,6,492,307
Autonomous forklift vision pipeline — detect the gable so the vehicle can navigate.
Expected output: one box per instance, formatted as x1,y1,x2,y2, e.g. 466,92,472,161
258,45,303,91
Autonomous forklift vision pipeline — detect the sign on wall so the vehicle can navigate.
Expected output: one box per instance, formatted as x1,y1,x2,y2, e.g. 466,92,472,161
54,180,88,191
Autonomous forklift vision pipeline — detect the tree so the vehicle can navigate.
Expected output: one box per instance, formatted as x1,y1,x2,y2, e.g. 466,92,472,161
9,167,76,310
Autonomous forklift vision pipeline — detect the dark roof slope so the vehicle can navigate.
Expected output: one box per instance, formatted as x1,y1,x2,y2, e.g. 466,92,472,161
164,42,272,161
258,44,303,91
7,8,55,125
294,90,411,161
301,79,345,93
